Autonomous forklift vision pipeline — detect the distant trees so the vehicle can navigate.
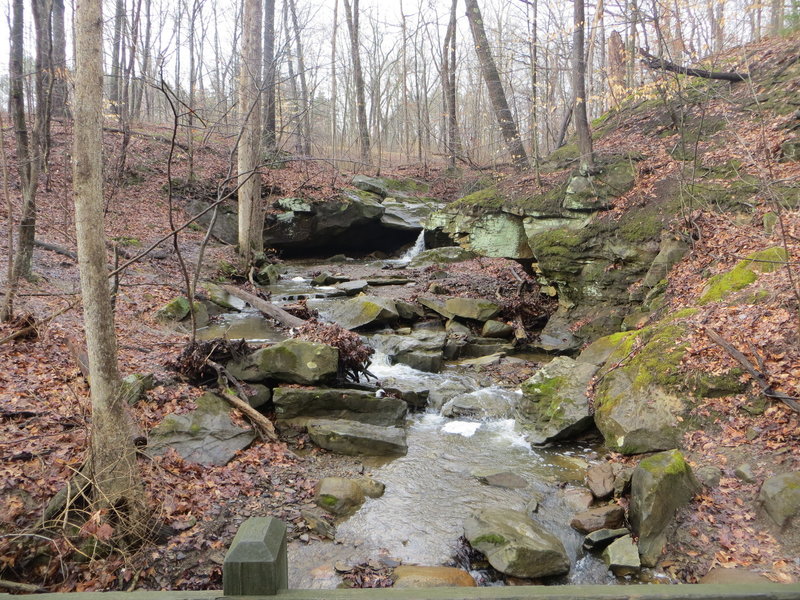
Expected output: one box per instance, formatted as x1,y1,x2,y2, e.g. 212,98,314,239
343,0,371,164
572,0,594,172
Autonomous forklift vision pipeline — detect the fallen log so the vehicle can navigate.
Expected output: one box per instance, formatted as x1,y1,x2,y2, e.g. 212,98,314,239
639,48,750,82
706,327,800,414
34,239,77,260
221,285,305,328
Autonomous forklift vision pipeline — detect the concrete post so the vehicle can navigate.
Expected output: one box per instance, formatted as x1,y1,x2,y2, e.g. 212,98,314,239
223,517,288,596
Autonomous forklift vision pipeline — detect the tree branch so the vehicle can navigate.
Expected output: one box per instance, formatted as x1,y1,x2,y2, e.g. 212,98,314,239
639,48,749,82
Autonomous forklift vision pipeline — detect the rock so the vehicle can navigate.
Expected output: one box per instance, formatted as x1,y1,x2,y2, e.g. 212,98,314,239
441,389,516,419
583,528,629,551
592,317,692,454
735,463,757,484
570,504,625,534
245,383,272,409
312,272,340,286
694,465,723,488
154,296,192,322
481,320,514,338
641,233,689,290
525,496,541,517
700,567,775,584
187,198,237,244
613,465,634,496
307,419,408,456
381,199,441,231
121,373,156,405
394,351,443,373
458,353,505,368
586,463,615,500
699,247,789,305
392,566,476,588
630,449,700,566
408,247,477,267
336,280,369,295
315,477,365,516
227,339,338,385
458,338,514,359
394,300,425,320
759,472,800,527
444,298,500,322
255,263,281,286
198,281,244,311
301,508,336,539
427,282,450,295
273,387,407,427
563,160,635,212
148,393,255,466
463,508,570,578
328,296,399,330
417,296,454,319
377,380,429,410
477,472,528,489
355,477,385,498
426,209,534,259
352,174,429,199
371,330,446,373
517,357,597,445
602,535,640,576
559,487,594,512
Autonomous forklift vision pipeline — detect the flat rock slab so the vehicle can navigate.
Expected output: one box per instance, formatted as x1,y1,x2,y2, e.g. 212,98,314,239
477,472,528,489
273,387,407,427
149,393,255,466
328,296,399,330
392,566,476,588
307,418,408,456
571,504,626,534
584,528,630,551
227,339,338,385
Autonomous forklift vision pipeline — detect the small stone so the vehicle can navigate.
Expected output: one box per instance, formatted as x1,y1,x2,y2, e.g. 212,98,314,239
612,465,634,497
735,463,757,484
602,535,640,576
586,463,615,500
759,471,800,527
355,477,385,498
695,465,722,488
583,528,629,551
481,320,513,339
427,282,450,295
560,487,594,512
299,534,310,543
570,504,625,534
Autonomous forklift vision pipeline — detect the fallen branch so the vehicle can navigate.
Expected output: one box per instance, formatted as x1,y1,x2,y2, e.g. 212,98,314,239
207,358,279,441
639,48,750,82
0,300,79,346
221,285,305,328
0,578,47,593
706,328,800,413
34,239,77,260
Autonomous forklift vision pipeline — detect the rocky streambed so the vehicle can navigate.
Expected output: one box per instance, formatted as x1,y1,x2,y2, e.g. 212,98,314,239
146,245,708,589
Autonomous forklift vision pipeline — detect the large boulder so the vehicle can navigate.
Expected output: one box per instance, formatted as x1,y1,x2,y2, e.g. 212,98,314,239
328,296,399,330
148,393,255,466
381,198,441,230
315,477,365,516
602,535,640,576
307,418,408,456
517,357,597,445
444,298,500,322
570,505,625,534
562,160,636,212
630,449,700,566
426,208,533,259
273,387,407,427
759,472,800,528
227,339,338,385
592,315,693,454
352,174,430,199
187,198,238,245
463,508,570,578
371,330,446,373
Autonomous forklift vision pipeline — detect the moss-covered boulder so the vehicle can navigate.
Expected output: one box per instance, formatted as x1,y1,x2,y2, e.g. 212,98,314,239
593,314,694,454
154,296,192,322
328,295,400,330
463,508,570,578
759,472,800,528
148,393,256,466
630,449,700,566
699,246,788,304
517,357,598,445
563,159,636,212
426,208,533,259
227,339,338,385
314,477,365,516
352,174,430,199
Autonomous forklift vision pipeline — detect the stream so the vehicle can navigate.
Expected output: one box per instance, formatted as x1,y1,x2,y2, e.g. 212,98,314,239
197,254,615,589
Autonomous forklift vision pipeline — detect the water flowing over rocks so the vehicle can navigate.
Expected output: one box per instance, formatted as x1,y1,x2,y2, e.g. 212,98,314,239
463,508,570,578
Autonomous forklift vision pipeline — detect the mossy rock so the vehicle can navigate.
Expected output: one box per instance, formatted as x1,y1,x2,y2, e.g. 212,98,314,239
154,296,192,322
699,246,788,304
563,159,636,212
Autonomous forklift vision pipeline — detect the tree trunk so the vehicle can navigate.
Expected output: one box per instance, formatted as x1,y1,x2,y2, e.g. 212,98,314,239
608,30,625,106
330,0,338,159
464,0,529,172
73,0,146,535
288,0,311,156
109,0,125,114
51,0,70,119
32,0,53,171
238,0,263,262
343,0,370,164
442,0,461,170
9,0,39,284
262,0,276,151
573,0,594,172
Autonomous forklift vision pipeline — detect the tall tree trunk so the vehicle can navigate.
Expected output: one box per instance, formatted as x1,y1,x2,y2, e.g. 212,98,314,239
51,0,69,119
442,0,461,170
343,0,370,164
262,0,276,151
527,0,541,183
573,0,594,172
9,0,40,284
330,0,338,159
288,0,311,155
464,0,529,172
109,0,125,114
73,0,145,533
238,0,263,262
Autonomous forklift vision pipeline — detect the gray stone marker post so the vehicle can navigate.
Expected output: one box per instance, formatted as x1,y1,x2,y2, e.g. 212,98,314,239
223,517,288,596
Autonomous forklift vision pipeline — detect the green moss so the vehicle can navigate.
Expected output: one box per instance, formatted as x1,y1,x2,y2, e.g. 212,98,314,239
473,533,506,545
154,296,191,322
318,494,338,508
382,177,430,193
640,449,689,476
699,246,788,304
112,236,141,247
451,187,506,211
547,143,579,164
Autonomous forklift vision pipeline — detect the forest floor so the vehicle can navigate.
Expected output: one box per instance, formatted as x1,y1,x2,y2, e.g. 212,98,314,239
1,33,800,592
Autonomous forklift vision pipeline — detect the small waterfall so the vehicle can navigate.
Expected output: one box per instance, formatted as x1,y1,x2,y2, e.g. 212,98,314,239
397,230,426,263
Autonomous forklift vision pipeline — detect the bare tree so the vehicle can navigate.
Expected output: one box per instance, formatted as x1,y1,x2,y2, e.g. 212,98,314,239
263,0,277,151
465,0,529,171
238,0,263,262
73,0,146,535
442,0,462,170
343,0,371,164
573,0,594,172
